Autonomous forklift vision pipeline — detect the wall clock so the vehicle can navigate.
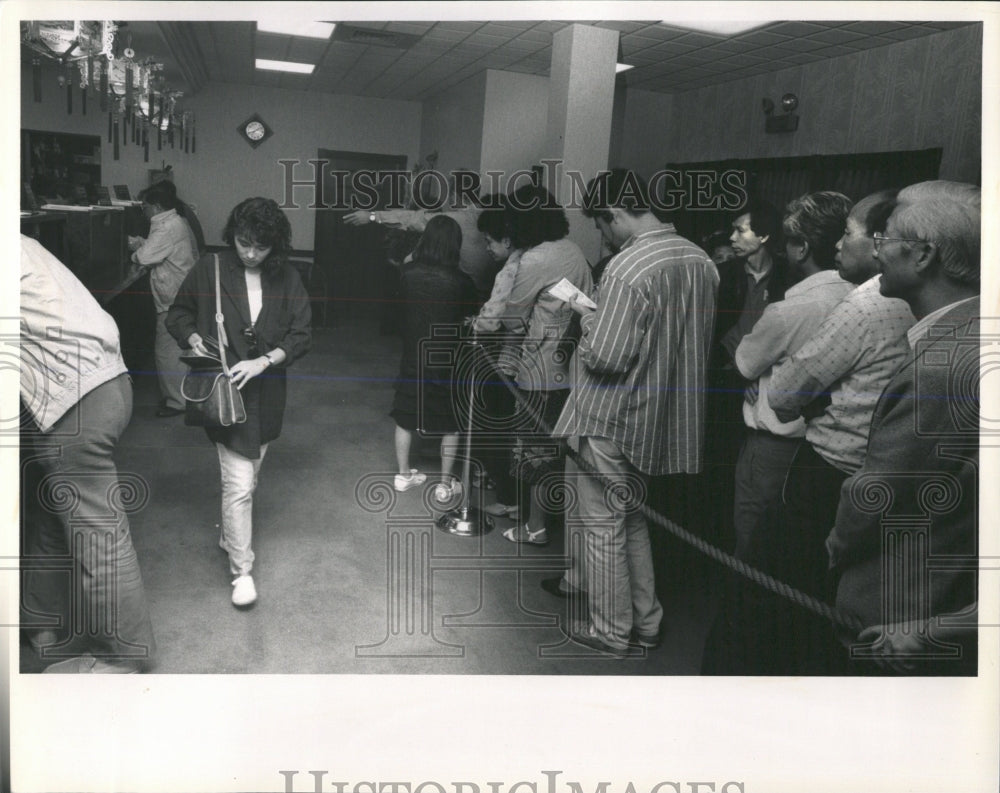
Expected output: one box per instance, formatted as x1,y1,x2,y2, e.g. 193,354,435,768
237,114,273,148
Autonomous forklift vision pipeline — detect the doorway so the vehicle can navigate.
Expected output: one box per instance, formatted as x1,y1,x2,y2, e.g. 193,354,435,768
313,149,408,327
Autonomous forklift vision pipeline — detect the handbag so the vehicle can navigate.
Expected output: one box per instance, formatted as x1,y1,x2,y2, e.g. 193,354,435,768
181,254,247,427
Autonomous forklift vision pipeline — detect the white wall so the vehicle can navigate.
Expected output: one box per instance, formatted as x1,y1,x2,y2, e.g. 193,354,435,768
480,69,549,189
21,62,423,249
419,72,486,180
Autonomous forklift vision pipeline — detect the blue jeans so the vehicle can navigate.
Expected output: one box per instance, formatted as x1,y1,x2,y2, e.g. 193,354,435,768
21,374,156,664
576,437,662,649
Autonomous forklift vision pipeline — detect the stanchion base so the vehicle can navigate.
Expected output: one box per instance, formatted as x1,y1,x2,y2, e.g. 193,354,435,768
435,506,491,537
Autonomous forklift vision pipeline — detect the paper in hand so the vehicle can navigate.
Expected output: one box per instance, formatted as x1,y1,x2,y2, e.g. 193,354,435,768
548,278,597,309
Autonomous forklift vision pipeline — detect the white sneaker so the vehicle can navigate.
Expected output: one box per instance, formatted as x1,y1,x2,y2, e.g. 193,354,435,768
394,469,426,492
231,574,257,606
433,479,463,504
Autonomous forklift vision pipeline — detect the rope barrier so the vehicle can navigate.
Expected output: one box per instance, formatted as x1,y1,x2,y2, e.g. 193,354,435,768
464,336,865,636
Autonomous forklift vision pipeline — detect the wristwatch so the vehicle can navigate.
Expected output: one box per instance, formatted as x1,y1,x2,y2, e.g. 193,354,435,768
263,351,278,367
369,212,379,224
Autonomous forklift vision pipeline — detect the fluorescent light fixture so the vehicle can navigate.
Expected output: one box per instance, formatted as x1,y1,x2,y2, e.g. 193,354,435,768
255,58,315,74
616,62,634,73
257,20,336,39
666,20,774,36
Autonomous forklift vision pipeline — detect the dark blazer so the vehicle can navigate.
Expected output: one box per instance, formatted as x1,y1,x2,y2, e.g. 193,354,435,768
827,297,979,648
166,250,312,458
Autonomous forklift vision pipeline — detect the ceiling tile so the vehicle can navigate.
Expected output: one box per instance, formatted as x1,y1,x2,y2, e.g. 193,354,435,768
254,36,290,61
841,20,908,36
655,24,697,37
856,35,906,50
516,28,553,43
503,40,547,53
483,21,540,32
926,21,977,30
424,29,467,42
806,28,869,45
671,32,728,48
434,22,487,33
595,20,653,33
808,43,862,57
533,21,568,33
288,38,330,62
621,34,666,51
635,24,690,41
663,54,706,67
768,21,835,37
735,30,793,46
384,22,435,35
882,25,942,40
719,53,770,67
466,32,512,46
697,62,737,74
773,37,830,53
707,39,756,55
452,42,496,53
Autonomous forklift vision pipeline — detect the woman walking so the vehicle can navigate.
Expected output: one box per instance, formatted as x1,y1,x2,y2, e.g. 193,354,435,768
167,197,311,606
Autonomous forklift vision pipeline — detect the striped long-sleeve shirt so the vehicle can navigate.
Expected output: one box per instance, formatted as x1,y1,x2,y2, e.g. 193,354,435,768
554,225,719,475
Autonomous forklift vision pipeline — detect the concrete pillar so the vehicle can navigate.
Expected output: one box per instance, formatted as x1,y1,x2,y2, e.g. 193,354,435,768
544,24,619,263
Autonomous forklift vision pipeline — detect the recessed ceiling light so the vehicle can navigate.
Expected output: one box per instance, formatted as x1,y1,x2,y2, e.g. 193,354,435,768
616,63,634,73
256,21,336,39
665,20,774,36
255,58,315,74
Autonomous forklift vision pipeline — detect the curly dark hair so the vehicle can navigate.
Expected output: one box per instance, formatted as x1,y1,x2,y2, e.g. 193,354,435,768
504,184,569,250
476,195,509,242
223,197,292,277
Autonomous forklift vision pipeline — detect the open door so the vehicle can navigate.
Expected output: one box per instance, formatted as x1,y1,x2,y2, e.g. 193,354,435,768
313,149,408,327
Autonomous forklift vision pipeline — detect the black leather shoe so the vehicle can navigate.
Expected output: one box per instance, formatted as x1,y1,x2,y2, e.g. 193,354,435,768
156,405,185,417
540,576,586,599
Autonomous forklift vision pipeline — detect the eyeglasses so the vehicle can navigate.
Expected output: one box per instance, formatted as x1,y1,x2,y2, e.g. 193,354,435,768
872,232,929,253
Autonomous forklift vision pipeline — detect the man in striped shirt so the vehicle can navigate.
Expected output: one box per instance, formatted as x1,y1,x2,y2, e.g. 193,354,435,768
553,169,719,656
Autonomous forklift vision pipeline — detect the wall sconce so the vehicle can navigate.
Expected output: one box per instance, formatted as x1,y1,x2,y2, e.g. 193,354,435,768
763,93,799,133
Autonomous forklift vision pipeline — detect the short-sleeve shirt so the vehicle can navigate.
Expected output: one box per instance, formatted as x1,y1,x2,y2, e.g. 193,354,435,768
769,276,915,472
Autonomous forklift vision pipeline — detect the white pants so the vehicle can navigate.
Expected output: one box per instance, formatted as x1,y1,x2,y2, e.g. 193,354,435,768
216,442,268,576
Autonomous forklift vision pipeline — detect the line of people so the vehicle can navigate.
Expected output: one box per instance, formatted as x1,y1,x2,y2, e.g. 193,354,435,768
381,170,981,670
19,167,981,675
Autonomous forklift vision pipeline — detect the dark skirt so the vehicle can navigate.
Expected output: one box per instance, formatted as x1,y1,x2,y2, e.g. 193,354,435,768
390,380,461,434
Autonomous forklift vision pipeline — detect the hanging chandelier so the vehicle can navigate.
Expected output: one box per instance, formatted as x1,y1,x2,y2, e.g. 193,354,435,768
21,20,196,160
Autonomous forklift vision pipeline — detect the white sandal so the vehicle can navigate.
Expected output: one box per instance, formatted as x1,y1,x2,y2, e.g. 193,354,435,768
502,524,549,545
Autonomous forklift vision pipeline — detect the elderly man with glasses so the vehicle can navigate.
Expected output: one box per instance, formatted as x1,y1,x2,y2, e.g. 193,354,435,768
825,180,981,674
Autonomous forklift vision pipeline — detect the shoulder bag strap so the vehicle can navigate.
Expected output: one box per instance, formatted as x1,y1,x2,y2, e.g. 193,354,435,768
213,254,234,378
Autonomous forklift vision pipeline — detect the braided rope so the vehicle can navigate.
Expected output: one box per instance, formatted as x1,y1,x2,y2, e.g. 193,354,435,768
465,338,864,636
